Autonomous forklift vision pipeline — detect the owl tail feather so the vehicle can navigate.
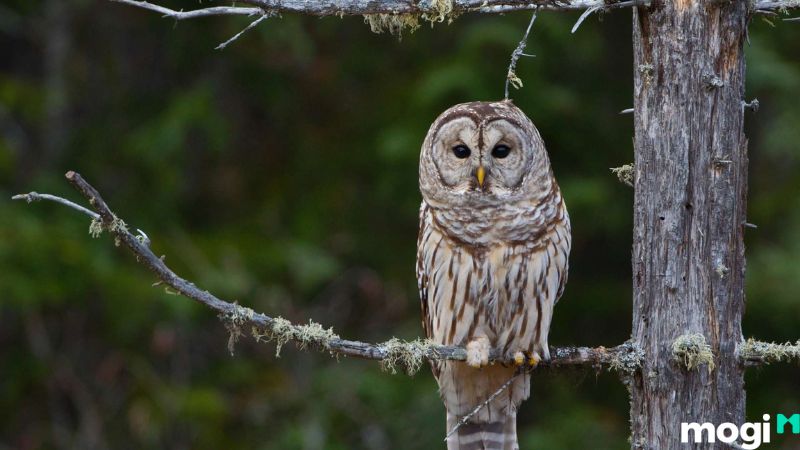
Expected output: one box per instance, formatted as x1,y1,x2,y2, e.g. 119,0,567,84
446,412,518,450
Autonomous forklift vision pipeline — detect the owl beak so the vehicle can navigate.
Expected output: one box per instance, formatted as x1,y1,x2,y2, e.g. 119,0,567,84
476,166,486,188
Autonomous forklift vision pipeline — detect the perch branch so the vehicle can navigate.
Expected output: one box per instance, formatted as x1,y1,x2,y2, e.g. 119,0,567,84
13,172,639,375
15,176,798,374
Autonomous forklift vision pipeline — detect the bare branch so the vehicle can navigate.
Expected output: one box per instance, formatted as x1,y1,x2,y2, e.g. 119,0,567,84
110,0,263,19
215,13,271,50
13,171,640,375
108,0,796,24
21,175,796,374
12,192,99,219
571,5,601,33
112,0,653,20
471,0,649,13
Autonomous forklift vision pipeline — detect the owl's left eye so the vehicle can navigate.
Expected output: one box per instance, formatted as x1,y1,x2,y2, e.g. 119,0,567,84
492,144,511,159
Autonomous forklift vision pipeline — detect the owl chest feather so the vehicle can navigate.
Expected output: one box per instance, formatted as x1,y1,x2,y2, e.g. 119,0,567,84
417,195,570,357
429,192,557,246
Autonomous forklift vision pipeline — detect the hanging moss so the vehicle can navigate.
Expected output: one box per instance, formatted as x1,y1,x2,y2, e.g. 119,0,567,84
610,164,635,187
379,337,436,375
363,0,456,36
363,13,421,35
250,316,340,358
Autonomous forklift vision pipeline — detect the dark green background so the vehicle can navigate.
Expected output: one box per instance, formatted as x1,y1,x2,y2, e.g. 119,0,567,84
1,1,799,448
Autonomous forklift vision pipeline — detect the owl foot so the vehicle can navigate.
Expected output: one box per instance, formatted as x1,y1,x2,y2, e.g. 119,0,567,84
466,336,490,368
512,351,541,369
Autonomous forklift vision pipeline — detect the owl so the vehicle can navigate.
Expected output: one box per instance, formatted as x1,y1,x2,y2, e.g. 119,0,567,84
416,100,570,450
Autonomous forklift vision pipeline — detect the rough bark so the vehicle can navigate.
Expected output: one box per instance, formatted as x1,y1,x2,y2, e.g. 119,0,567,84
630,0,749,447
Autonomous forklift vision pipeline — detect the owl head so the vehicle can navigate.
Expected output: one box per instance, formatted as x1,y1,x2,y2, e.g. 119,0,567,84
419,100,552,208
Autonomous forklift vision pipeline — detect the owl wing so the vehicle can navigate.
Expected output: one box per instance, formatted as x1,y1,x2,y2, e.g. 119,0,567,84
553,204,571,305
416,201,433,340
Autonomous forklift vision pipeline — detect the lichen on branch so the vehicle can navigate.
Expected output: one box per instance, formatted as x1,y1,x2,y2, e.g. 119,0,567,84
251,316,340,357
379,338,436,375
740,338,800,365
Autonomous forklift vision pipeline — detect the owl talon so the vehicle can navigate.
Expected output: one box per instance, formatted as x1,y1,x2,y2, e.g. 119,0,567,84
466,337,490,368
510,351,541,368
529,352,541,368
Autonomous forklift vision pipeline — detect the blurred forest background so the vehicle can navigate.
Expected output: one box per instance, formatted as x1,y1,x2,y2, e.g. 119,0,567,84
1,1,799,449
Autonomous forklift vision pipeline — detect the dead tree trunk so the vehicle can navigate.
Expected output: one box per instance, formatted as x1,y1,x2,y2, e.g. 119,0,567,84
630,0,749,447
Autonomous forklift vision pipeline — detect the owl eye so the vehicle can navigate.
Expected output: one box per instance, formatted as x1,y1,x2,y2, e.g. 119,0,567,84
451,145,471,159
491,144,511,159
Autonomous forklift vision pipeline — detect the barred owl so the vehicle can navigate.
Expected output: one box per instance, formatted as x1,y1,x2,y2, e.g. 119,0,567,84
416,100,571,450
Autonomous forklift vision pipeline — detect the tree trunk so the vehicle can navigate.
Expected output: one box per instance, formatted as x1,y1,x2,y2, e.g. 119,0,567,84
630,0,749,447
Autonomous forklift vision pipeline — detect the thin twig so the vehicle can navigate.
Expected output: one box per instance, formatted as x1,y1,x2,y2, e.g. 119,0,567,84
12,192,99,219
504,9,539,100
215,13,270,50
444,369,523,441
13,171,638,373
619,108,634,114
110,0,262,19
571,5,601,33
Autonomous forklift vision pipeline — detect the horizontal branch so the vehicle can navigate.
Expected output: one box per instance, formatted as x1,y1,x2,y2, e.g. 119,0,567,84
110,0,263,19
13,172,640,375
110,0,797,22
112,0,651,20
753,0,800,13
740,338,800,366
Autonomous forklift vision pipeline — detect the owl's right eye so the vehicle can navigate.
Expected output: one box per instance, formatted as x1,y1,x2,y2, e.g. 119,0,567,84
452,145,471,159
